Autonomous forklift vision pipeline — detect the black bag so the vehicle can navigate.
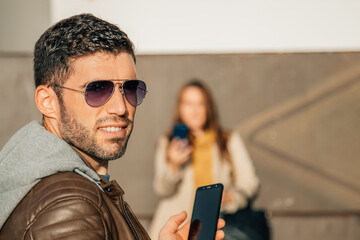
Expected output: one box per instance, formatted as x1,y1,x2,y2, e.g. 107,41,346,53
221,206,271,240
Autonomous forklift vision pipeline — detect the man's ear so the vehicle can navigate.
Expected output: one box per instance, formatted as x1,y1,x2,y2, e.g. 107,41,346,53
35,85,60,119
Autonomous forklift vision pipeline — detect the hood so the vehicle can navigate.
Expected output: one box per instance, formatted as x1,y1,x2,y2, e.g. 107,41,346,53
0,121,100,228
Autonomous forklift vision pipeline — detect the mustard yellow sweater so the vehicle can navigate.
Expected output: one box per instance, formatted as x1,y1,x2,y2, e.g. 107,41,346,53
192,130,216,189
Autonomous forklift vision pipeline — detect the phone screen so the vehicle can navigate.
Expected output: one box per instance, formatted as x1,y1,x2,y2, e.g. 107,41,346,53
189,183,223,240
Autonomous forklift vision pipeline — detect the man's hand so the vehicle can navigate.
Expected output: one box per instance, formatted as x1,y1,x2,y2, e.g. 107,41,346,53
159,211,225,240
222,189,234,205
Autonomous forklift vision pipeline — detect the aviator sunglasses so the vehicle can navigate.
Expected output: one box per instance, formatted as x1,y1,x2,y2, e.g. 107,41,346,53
53,80,147,107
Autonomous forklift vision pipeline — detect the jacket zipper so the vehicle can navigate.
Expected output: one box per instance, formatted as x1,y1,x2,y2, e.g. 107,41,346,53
121,196,141,240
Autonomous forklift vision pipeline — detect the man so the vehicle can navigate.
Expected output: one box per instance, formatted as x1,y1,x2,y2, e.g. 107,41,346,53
0,14,224,239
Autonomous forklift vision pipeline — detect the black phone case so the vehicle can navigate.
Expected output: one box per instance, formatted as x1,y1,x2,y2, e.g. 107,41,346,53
189,183,223,240
171,123,189,139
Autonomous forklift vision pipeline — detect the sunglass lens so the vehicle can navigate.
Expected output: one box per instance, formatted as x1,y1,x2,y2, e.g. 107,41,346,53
85,81,114,107
123,80,147,106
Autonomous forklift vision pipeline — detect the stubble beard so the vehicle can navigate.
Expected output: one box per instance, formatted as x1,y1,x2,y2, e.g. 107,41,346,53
58,103,133,161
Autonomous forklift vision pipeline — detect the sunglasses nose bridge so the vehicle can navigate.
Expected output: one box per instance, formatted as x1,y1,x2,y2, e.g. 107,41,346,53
114,82,125,96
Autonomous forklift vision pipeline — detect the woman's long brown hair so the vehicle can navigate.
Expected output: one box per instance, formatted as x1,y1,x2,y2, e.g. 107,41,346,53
169,80,231,165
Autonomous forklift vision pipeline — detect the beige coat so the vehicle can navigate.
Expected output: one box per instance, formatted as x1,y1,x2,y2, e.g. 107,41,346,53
149,131,260,239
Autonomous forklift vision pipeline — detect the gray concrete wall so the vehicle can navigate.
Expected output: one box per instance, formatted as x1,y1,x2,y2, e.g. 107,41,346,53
0,54,41,146
0,0,50,53
1,52,359,239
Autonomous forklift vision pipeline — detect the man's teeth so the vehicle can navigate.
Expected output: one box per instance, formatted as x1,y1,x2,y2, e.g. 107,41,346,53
100,127,123,132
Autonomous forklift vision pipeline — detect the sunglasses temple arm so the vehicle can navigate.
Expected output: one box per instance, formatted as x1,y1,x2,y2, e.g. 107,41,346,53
54,84,85,94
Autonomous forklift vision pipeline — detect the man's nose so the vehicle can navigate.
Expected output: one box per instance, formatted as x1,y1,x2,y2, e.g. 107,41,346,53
105,85,127,116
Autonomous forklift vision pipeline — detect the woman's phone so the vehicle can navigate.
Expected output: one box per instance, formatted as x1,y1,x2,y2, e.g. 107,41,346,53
171,123,189,140
188,183,223,240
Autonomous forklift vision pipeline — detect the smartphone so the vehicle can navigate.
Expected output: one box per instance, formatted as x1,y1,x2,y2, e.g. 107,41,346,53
171,123,189,140
188,183,223,240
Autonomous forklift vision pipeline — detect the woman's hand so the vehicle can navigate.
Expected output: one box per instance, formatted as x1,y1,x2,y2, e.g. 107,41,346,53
159,211,225,240
167,138,192,174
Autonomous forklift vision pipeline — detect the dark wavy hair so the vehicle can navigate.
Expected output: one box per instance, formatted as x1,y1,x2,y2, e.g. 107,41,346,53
34,13,135,89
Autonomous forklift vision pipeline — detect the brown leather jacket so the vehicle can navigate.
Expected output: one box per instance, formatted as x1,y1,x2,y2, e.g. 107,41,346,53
0,171,150,240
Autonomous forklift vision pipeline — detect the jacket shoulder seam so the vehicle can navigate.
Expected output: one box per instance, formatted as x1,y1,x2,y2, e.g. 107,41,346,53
24,195,107,239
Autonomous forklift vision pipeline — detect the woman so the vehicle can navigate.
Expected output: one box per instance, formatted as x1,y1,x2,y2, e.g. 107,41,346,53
149,80,260,239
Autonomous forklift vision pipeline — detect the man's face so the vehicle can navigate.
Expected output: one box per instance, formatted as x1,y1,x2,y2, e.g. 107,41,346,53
58,52,137,161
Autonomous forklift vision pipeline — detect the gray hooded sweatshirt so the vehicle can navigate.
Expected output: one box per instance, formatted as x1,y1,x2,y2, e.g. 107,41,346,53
0,121,101,229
